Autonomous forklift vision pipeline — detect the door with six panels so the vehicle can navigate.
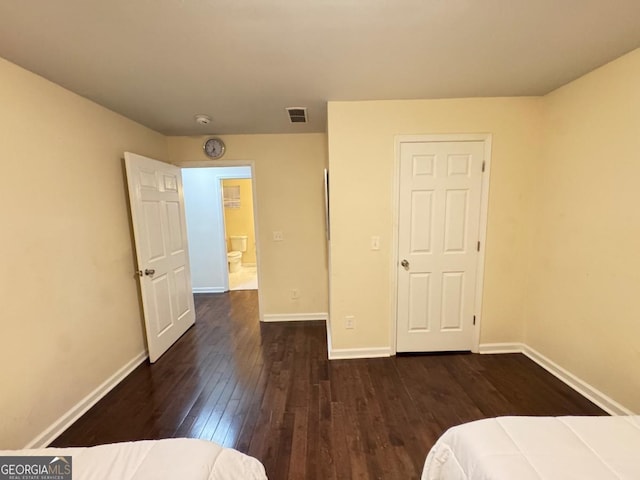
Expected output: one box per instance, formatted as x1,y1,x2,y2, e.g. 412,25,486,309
396,140,485,352
125,152,196,362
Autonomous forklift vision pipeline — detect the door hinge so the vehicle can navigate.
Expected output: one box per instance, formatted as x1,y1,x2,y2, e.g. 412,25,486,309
473,315,476,326
482,161,486,172
477,241,480,252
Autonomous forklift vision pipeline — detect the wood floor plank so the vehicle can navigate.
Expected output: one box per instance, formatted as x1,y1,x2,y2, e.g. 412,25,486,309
288,407,308,480
304,383,321,479
51,291,607,479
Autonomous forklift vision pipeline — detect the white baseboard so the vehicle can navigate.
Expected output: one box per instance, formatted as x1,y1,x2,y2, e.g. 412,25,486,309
478,342,524,354
521,345,634,416
193,287,226,294
261,312,328,322
479,342,634,416
329,346,392,360
305,311,391,361
25,351,148,449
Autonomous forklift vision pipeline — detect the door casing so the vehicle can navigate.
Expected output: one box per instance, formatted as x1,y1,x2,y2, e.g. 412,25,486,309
390,134,492,355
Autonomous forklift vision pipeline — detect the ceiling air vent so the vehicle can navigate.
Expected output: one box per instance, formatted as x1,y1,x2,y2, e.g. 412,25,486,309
286,107,308,123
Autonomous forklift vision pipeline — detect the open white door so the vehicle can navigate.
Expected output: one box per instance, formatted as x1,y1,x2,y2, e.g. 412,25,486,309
124,152,195,362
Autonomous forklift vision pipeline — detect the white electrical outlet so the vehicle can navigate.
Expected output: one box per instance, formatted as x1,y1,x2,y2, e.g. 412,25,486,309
345,315,355,329
273,231,283,241
291,289,299,299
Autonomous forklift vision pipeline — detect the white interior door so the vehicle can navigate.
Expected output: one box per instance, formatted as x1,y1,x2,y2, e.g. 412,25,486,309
396,140,485,352
124,152,195,362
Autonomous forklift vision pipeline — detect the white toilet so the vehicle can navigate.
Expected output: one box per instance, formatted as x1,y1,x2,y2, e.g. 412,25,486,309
227,235,248,273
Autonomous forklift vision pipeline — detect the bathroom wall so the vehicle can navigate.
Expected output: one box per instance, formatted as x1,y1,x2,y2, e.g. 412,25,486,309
222,178,257,264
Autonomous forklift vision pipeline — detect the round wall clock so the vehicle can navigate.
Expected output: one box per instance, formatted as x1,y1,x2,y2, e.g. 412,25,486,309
203,137,226,159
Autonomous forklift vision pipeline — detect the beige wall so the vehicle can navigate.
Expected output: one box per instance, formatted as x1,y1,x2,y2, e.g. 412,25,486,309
327,98,543,350
0,58,167,448
223,179,257,264
524,49,640,412
4,40,637,450
168,134,329,316
327,49,640,413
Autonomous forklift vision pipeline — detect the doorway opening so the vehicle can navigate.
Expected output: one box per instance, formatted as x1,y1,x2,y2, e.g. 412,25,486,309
182,163,263,318
221,177,258,291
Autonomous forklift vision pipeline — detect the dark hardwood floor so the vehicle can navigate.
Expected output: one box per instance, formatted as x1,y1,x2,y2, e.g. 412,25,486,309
52,291,605,479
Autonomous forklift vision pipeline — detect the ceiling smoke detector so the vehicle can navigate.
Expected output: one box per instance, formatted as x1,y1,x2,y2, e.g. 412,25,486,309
194,114,212,125
286,107,308,123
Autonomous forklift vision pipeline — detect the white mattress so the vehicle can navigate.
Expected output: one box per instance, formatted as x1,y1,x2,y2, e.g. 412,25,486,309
0,438,267,480
422,415,640,480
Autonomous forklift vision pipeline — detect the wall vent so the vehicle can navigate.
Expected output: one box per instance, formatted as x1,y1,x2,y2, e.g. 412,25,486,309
286,107,308,123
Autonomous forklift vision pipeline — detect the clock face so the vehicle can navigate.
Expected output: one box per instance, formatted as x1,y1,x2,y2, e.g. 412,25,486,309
203,138,225,158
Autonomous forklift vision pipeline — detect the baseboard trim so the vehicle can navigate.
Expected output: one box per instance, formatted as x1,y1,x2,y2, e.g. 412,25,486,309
521,345,634,416
329,347,392,360
262,312,328,322
478,342,524,354
25,351,148,449
193,287,226,294
479,342,633,416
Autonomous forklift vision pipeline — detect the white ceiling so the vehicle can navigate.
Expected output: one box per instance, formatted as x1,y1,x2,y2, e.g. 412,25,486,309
1,0,639,135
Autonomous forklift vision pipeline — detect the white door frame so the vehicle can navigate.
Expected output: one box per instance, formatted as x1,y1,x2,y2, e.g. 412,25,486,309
179,159,265,321
390,134,492,355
